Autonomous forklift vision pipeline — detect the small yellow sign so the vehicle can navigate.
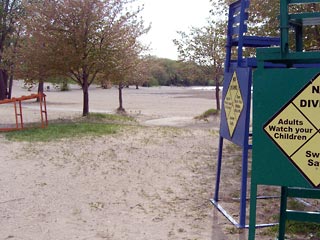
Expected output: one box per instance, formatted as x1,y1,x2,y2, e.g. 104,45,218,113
224,72,244,137
264,74,320,187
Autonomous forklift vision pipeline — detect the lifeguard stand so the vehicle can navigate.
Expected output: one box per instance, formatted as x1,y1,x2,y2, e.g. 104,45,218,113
211,0,280,228
249,1,320,239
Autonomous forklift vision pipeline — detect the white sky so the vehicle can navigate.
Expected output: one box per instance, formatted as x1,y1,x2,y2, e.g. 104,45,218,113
138,0,212,60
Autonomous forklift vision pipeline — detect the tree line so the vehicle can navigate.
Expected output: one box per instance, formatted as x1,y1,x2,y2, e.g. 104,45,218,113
139,56,217,87
174,0,320,110
0,0,149,115
0,0,319,115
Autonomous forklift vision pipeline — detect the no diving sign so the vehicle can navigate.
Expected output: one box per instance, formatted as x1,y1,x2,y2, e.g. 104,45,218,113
264,73,320,188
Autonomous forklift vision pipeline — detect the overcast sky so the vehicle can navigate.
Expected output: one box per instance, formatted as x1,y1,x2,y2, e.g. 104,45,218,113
138,0,212,60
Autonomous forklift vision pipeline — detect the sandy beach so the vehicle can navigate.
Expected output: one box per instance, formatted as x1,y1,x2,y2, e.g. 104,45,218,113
0,81,278,240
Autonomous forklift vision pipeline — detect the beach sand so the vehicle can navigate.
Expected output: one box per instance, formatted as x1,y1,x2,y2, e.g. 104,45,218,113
0,81,276,240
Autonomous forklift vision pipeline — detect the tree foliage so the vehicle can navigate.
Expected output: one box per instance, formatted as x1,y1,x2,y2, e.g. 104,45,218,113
249,0,320,49
0,0,23,100
16,0,148,115
141,57,213,87
173,19,225,110
214,0,320,50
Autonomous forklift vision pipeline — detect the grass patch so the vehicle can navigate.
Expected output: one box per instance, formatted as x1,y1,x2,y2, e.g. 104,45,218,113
3,113,137,142
225,142,241,152
286,221,320,237
86,112,135,123
266,221,320,238
195,108,219,120
4,117,122,142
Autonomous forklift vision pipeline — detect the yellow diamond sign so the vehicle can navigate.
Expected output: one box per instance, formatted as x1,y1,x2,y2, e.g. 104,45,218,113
264,73,320,188
224,71,244,137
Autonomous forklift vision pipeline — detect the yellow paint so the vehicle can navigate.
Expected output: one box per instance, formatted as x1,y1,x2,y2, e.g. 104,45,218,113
292,74,320,128
224,72,244,137
264,74,320,187
291,134,320,187
264,104,316,156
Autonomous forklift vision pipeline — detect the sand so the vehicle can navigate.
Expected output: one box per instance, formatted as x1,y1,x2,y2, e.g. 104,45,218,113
0,81,275,240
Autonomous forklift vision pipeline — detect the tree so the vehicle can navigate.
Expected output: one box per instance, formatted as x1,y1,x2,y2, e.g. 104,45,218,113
103,48,143,112
175,61,205,86
220,0,320,50
101,11,149,112
15,10,59,97
124,56,151,89
19,0,148,116
0,0,23,100
139,56,213,87
147,57,170,86
248,0,279,36
173,19,225,110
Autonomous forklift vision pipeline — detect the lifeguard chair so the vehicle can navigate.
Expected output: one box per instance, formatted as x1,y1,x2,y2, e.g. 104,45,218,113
249,1,320,239
212,0,280,228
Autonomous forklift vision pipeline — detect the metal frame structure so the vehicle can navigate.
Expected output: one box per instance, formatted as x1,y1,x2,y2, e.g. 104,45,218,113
211,0,280,228
249,1,320,239
0,93,48,131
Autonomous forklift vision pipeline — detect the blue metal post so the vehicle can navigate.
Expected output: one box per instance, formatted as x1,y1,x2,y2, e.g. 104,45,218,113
239,146,249,228
239,67,253,228
214,136,224,202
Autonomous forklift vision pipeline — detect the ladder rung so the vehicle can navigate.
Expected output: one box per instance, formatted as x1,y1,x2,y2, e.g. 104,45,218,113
287,187,320,199
286,210,320,223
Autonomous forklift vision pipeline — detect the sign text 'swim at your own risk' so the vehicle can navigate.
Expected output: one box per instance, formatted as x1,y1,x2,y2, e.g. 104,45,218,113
264,73,320,188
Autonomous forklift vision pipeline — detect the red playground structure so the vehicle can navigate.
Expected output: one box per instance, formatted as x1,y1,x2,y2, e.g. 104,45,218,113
0,93,48,131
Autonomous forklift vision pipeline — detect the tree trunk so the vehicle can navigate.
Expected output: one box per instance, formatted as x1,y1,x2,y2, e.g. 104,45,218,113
8,61,16,99
8,74,13,99
0,70,8,100
38,81,44,93
215,76,220,110
0,72,6,100
117,83,125,112
37,81,44,102
82,77,89,116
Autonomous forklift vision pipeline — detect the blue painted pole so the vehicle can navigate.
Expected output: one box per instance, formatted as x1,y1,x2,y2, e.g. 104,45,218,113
239,146,249,228
214,136,224,202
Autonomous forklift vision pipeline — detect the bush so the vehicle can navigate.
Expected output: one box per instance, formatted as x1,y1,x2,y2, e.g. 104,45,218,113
148,78,160,87
46,76,71,91
208,80,215,86
60,80,69,91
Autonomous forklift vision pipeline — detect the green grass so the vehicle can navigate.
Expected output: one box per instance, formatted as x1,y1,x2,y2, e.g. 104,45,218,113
266,221,320,238
2,113,132,142
4,122,119,142
86,112,135,123
264,200,320,238
286,221,320,237
195,108,219,120
284,200,320,237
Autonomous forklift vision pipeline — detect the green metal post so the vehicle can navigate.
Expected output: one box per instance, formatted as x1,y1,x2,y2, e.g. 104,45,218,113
248,183,258,240
278,187,288,240
280,0,289,55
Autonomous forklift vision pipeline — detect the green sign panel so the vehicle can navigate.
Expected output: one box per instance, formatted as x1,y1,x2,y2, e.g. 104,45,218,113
264,73,320,187
252,68,320,188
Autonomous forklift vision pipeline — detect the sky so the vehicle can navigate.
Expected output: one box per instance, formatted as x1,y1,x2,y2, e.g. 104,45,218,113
137,0,213,60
